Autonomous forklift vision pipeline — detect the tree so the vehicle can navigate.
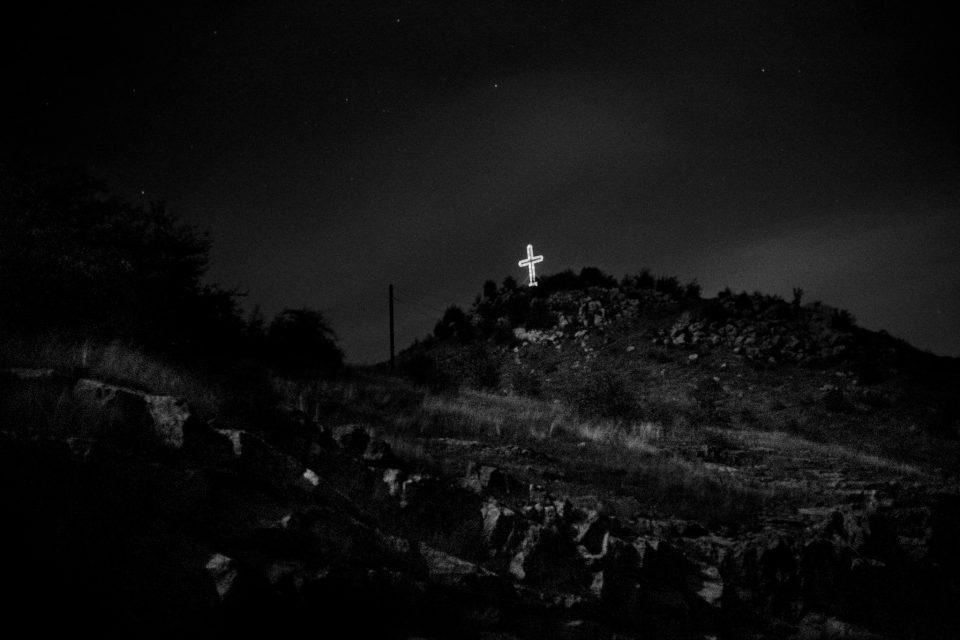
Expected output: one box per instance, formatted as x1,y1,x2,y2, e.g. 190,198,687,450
434,305,471,341
266,308,344,372
579,267,616,289
0,164,244,352
655,275,682,299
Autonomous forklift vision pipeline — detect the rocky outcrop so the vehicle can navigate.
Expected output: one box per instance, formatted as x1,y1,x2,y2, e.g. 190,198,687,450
5,367,960,639
72,378,193,449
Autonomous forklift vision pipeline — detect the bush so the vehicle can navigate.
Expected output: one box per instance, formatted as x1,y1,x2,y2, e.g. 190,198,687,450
266,308,343,373
509,365,544,398
400,352,451,391
0,165,245,355
579,267,617,289
466,345,501,390
830,308,857,332
691,375,726,423
557,363,637,419
433,305,472,341
655,276,683,299
525,298,554,330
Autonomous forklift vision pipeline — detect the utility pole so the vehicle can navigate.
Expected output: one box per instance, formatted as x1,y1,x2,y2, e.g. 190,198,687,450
388,283,395,370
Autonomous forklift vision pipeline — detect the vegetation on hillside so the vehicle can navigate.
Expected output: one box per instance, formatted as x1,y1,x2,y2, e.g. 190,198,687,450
0,165,343,374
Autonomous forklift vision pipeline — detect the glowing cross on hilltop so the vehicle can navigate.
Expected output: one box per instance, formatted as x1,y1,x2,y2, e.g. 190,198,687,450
518,244,544,287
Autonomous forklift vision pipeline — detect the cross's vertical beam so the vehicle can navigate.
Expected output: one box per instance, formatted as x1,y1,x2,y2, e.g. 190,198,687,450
518,244,544,287
389,283,395,370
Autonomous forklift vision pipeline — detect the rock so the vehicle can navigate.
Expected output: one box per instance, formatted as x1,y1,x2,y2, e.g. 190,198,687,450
401,473,440,508
73,378,191,450
224,430,321,493
689,560,723,609
307,442,372,497
509,524,580,591
363,439,399,468
205,553,239,602
279,506,417,569
381,468,406,497
142,394,190,448
215,428,244,456
464,463,524,495
2,367,60,380
794,613,887,639
552,618,614,640
572,510,608,554
481,500,518,555
333,424,371,456
419,543,499,589
529,483,551,503
267,406,334,459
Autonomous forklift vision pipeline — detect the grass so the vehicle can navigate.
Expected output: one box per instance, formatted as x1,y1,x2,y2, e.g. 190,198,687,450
0,331,223,412
6,327,949,531
0,330,285,434
276,372,789,528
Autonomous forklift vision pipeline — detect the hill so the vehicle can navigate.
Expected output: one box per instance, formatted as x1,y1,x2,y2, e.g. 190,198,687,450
399,269,960,451
2,268,959,639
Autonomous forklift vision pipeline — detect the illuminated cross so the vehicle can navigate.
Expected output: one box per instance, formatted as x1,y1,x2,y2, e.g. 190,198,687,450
518,244,544,287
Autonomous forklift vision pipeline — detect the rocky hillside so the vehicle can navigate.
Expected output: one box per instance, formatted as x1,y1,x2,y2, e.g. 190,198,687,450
2,271,959,638
3,356,960,637
401,270,959,440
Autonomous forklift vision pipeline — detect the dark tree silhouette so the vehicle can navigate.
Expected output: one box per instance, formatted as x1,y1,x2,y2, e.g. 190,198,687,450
267,307,344,372
434,305,471,341
0,165,244,352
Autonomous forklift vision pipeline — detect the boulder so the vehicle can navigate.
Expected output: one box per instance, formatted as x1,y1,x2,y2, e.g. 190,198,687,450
419,543,500,590
381,468,406,497
571,510,608,555
278,506,417,570
794,613,887,640
333,424,371,456
217,430,321,493
205,553,240,602
363,439,399,468
464,462,523,496
481,500,519,555
307,442,371,497
509,524,581,592
73,378,192,450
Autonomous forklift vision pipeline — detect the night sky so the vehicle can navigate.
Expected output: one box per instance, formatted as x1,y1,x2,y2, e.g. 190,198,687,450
4,1,958,363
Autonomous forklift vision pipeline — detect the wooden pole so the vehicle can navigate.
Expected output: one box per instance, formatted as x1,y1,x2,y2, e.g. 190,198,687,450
389,283,395,370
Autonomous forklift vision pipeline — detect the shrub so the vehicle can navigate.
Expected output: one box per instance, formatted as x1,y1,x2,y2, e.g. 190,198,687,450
466,345,501,390
266,308,343,373
525,298,554,330
579,267,617,289
557,363,637,419
635,268,655,289
684,279,702,300
691,375,726,423
655,276,683,299
830,308,857,332
509,365,544,398
400,352,451,391
434,305,471,341
0,165,245,354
